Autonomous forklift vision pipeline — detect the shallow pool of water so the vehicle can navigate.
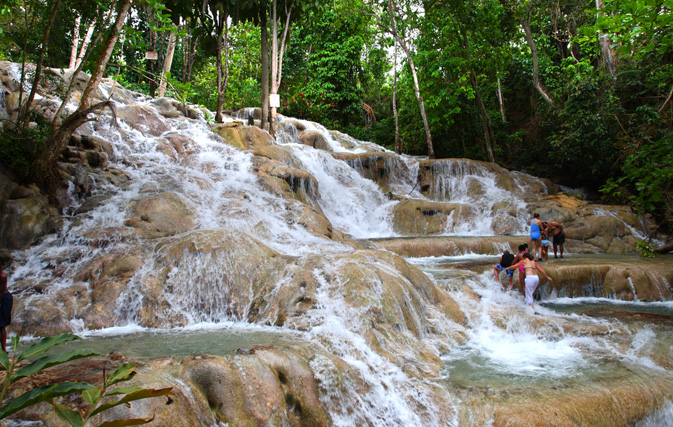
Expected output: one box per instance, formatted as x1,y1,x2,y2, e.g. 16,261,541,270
16,323,303,360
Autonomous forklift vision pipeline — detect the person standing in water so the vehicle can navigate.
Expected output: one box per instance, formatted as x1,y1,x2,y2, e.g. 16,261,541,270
540,222,551,261
530,213,544,261
547,220,565,258
494,250,516,290
512,244,528,295
506,253,552,312
0,263,12,353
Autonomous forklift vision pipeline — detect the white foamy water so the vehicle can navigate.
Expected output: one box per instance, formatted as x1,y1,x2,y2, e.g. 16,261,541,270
4,67,672,425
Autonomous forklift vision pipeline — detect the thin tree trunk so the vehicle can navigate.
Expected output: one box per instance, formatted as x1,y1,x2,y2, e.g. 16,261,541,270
78,0,130,111
215,12,227,122
223,19,230,101
595,0,617,79
388,0,434,158
393,45,401,154
75,18,97,69
269,0,278,137
497,75,506,122
260,7,269,130
158,26,177,98
521,11,555,107
19,0,61,129
471,69,495,162
45,0,130,169
52,26,105,130
462,29,495,162
69,15,81,69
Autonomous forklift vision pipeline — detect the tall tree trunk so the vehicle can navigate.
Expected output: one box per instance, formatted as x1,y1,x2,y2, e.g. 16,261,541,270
497,75,506,122
75,18,97,69
260,7,269,130
215,13,228,123
158,26,177,98
462,29,495,162
53,25,105,130
521,11,555,107
69,15,81,69
269,0,278,137
388,0,434,158
595,0,617,79
45,0,130,169
148,9,158,97
393,45,401,154
19,0,61,129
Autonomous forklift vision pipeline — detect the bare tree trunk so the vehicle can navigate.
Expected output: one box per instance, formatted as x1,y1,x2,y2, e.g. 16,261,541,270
69,15,81,69
388,0,434,158
595,0,617,79
260,7,269,130
215,13,229,123
471,70,495,162
393,45,401,154
44,0,130,169
52,27,105,130
158,26,177,97
521,11,555,107
19,0,61,129
462,29,494,162
269,0,278,137
75,18,97,69
497,75,506,122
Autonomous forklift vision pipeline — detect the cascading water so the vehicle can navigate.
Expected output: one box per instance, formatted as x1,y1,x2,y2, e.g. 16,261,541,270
4,66,673,425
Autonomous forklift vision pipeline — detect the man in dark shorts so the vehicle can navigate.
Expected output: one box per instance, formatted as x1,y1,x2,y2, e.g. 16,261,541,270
494,250,516,290
547,221,565,258
0,263,12,353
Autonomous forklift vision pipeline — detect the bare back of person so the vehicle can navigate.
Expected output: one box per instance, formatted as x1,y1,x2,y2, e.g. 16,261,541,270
548,221,563,237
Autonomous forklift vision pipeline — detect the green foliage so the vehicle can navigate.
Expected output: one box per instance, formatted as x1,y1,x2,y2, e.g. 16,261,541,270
0,122,49,180
601,133,673,223
0,334,173,426
636,240,656,258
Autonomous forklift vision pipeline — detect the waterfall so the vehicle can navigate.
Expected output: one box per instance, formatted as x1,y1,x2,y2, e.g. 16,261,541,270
4,63,673,425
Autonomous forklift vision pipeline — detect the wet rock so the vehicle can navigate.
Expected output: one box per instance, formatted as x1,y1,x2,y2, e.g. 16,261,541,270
125,192,195,239
392,199,476,235
0,195,60,250
300,130,331,151
212,121,274,149
117,104,170,137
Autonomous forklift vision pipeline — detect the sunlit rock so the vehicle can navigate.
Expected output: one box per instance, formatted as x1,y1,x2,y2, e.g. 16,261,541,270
300,129,331,151
392,199,475,235
124,192,196,238
117,104,171,137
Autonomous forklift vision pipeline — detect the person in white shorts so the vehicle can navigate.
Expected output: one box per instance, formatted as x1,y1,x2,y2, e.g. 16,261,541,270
506,253,553,312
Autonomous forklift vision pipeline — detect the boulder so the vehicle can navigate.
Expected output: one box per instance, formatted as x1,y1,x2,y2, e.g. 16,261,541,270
300,130,331,151
212,121,273,149
124,192,195,238
0,195,60,250
117,104,170,137
392,199,476,235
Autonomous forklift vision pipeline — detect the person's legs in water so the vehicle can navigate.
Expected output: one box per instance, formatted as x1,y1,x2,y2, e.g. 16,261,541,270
524,275,540,311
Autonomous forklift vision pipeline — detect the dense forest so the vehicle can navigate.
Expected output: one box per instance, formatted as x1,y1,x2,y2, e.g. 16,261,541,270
0,0,671,232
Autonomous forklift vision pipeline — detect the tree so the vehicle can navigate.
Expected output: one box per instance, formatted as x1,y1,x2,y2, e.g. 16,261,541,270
42,0,132,171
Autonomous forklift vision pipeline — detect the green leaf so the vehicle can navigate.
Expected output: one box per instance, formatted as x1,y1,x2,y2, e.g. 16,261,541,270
82,387,101,406
104,387,144,397
0,382,96,419
105,363,137,388
98,414,156,427
50,400,83,427
0,351,8,371
18,334,81,362
89,388,174,418
13,350,102,383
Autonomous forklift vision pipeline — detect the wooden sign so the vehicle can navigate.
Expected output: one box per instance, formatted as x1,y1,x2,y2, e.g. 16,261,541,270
145,51,158,60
